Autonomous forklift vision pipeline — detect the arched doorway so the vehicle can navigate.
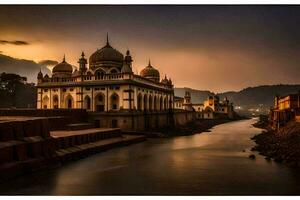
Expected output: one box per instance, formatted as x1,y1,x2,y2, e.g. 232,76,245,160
110,93,119,110
149,95,153,111
42,96,49,109
65,95,74,109
164,98,167,110
137,93,143,111
53,95,59,109
153,96,157,111
159,96,163,110
95,93,105,112
84,95,91,110
143,95,148,111
169,98,173,109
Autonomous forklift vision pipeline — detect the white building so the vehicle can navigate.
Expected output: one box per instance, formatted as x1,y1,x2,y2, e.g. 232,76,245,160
37,36,174,112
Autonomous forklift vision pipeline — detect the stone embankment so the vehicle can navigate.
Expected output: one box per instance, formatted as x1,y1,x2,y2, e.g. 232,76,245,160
124,118,243,138
162,118,242,137
0,117,145,181
252,118,300,167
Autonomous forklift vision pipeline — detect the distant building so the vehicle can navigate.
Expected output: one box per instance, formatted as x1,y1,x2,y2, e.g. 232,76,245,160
269,92,300,129
174,90,235,119
174,96,184,109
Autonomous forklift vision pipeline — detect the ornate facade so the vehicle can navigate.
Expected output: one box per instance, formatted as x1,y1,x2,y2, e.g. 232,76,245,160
37,36,174,112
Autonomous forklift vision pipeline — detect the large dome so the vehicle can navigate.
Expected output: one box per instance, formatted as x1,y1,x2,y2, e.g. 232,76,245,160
52,56,73,74
89,39,124,69
140,60,160,82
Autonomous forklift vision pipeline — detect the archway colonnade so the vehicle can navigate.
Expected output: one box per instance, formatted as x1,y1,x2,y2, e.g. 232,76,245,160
41,92,173,111
136,93,172,111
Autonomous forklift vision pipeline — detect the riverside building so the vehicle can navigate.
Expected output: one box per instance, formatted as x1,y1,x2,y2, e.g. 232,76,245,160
36,36,174,112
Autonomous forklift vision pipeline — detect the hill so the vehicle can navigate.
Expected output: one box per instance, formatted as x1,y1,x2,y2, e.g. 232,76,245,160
175,84,300,109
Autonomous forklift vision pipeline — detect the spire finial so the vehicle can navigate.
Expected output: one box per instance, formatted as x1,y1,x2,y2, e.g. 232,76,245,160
106,33,109,45
81,51,85,57
148,59,151,66
63,54,66,62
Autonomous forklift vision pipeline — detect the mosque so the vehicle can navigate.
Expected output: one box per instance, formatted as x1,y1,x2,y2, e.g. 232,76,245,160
36,36,174,113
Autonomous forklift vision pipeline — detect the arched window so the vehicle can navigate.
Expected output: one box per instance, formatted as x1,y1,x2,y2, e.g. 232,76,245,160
111,93,119,110
84,96,91,110
42,96,49,109
53,95,59,109
95,93,105,112
95,69,105,80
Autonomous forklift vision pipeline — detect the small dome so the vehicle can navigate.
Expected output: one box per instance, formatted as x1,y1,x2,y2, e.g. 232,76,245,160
72,69,81,77
52,56,73,74
140,60,160,82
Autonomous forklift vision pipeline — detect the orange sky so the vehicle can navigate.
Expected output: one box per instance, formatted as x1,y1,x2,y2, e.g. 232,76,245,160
1,6,300,92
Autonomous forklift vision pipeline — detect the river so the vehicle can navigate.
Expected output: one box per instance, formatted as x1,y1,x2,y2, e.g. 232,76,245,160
1,118,300,195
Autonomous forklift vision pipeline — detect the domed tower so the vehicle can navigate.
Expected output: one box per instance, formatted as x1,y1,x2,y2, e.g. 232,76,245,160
78,51,87,73
37,69,43,84
89,34,124,72
52,55,73,78
140,60,160,82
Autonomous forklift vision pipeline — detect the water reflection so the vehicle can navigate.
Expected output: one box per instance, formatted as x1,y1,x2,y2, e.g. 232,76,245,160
1,118,300,195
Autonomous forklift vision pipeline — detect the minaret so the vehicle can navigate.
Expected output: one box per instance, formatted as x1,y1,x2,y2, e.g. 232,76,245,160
37,68,43,84
124,49,133,67
78,51,87,73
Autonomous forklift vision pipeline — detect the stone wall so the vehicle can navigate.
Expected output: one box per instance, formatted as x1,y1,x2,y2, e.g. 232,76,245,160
89,110,196,131
0,109,88,130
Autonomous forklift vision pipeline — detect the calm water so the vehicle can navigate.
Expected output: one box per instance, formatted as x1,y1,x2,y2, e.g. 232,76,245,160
1,118,300,195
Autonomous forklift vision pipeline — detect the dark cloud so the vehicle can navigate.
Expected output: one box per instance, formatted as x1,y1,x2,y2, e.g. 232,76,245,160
0,40,30,45
38,60,58,67
0,54,51,83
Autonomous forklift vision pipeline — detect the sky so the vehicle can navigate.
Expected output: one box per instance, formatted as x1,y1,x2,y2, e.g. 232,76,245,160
0,5,300,92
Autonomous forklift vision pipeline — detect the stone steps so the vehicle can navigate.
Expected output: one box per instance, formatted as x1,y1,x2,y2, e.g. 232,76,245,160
0,117,146,182
50,128,121,149
66,123,95,131
0,135,146,181
55,135,146,163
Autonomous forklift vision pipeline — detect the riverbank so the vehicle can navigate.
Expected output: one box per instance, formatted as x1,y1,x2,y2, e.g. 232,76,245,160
252,119,300,167
162,117,245,137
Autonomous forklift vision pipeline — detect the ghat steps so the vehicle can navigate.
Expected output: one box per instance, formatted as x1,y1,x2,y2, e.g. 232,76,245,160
0,117,145,181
